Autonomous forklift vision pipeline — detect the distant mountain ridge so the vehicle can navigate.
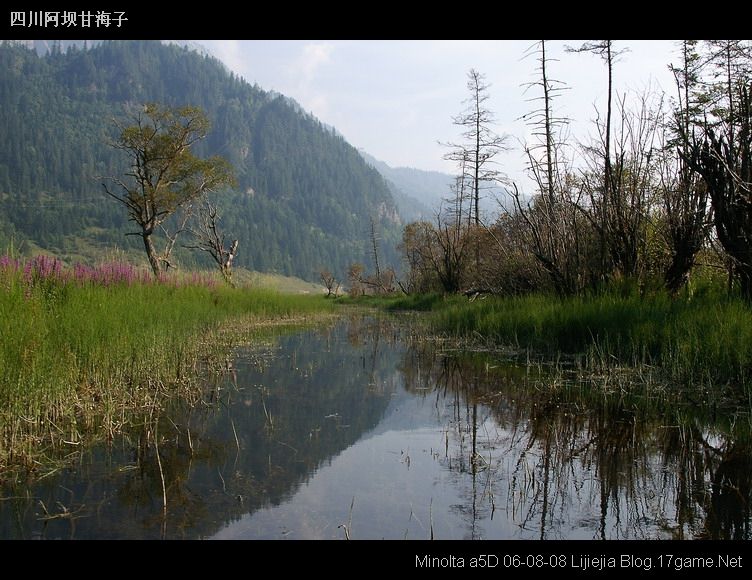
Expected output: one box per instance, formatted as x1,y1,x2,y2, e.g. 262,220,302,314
359,151,506,222
359,151,450,215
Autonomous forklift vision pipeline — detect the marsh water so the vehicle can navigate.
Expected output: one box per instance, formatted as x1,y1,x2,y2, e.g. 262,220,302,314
1,314,751,539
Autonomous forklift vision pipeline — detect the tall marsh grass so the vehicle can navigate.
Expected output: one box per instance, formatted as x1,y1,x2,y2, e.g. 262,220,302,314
0,255,331,471
418,287,752,390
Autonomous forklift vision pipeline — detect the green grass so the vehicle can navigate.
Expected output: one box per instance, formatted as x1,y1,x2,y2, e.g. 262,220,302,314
372,286,752,390
233,268,326,294
0,271,333,471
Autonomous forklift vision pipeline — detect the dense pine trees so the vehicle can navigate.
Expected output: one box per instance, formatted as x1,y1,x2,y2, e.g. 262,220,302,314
0,40,400,280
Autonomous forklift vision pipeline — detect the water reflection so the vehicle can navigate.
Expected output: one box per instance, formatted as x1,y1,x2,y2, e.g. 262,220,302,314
404,340,752,540
1,314,750,539
0,316,402,539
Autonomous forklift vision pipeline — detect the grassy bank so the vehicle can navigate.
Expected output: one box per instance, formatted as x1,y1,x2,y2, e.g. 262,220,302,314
0,256,333,472
369,287,752,390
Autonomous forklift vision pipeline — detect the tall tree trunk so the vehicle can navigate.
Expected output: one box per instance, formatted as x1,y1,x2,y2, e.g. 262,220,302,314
143,232,162,277
542,40,555,206
473,77,481,227
602,41,613,283
664,250,694,295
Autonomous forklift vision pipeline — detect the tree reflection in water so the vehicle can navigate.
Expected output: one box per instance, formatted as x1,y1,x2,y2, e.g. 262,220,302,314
402,338,752,539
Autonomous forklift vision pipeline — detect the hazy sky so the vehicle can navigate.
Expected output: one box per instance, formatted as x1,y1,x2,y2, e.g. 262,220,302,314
199,40,679,192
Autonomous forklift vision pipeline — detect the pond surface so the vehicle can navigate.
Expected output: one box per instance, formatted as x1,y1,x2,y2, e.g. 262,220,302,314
1,314,750,539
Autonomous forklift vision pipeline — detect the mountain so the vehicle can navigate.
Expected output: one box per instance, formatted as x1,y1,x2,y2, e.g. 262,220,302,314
0,40,401,280
359,151,450,214
384,179,434,223
360,151,509,222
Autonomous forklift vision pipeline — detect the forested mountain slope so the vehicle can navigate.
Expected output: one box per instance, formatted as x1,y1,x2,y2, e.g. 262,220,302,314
0,40,401,279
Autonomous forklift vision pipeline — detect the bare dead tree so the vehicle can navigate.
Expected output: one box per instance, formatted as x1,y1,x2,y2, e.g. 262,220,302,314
575,87,662,284
320,269,340,297
159,205,194,272
509,40,592,295
343,221,396,297
613,90,662,281
567,41,629,282
361,217,396,295
399,221,440,293
566,41,628,202
431,213,471,294
399,210,472,295
347,263,366,297
346,262,395,296
443,69,508,226
442,157,471,230
370,217,382,283
521,40,570,206
185,195,238,286
510,179,591,296
473,209,548,296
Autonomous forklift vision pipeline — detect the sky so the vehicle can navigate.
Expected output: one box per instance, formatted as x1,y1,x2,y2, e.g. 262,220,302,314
198,40,679,193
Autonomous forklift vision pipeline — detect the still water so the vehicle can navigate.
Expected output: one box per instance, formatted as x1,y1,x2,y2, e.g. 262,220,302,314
1,314,750,539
